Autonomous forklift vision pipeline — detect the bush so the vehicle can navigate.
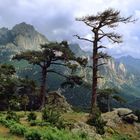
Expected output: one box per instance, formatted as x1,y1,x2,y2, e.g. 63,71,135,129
106,133,132,140
87,107,106,135
9,123,26,135
27,112,37,122
135,110,140,122
42,107,60,123
6,111,19,122
42,107,66,129
78,131,88,139
41,126,88,140
0,117,15,127
25,130,41,140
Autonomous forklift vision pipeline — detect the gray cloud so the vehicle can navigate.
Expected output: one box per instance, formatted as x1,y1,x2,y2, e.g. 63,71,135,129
0,0,140,58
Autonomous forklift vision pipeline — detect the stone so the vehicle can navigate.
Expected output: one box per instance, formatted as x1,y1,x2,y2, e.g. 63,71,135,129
71,121,103,140
116,108,133,116
46,91,72,113
102,108,138,126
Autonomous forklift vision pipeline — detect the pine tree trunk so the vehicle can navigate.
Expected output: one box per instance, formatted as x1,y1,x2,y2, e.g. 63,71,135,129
91,32,98,114
40,66,47,108
107,95,111,112
24,105,27,115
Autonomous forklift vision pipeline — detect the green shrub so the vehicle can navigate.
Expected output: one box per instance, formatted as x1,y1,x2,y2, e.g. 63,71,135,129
0,118,15,127
135,110,140,122
6,111,19,122
87,107,106,135
9,123,26,135
78,131,88,139
106,133,132,140
27,112,37,122
41,127,88,140
42,107,60,123
25,130,41,140
42,107,67,129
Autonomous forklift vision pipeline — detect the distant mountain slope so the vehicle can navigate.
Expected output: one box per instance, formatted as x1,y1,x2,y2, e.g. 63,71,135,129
0,22,140,109
117,55,140,75
0,22,48,61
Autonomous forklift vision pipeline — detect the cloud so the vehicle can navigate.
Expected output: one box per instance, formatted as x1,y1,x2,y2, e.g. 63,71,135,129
0,0,140,58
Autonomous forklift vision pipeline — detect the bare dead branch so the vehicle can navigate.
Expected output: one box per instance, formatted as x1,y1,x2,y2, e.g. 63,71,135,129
97,45,107,49
74,35,93,43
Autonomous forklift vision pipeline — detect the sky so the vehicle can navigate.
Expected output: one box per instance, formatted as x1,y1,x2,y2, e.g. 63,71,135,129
0,0,140,58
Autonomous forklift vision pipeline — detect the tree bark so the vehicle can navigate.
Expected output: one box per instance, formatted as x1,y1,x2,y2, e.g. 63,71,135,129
40,66,47,108
91,31,98,114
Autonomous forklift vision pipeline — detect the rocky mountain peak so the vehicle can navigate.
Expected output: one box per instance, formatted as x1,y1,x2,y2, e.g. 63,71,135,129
12,22,35,35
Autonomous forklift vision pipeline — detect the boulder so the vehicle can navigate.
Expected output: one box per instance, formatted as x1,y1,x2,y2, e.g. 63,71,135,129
102,109,122,128
116,108,133,116
46,91,72,113
102,108,138,126
115,108,138,123
122,114,138,124
71,121,103,140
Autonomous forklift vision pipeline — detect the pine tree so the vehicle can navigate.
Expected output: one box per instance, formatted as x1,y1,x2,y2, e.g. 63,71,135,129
75,8,134,114
97,88,125,112
13,41,87,108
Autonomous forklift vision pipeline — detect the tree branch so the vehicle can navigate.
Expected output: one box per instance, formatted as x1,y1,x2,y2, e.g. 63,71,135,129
50,62,67,67
47,70,68,78
95,63,107,68
98,31,122,43
74,35,93,43
97,45,107,50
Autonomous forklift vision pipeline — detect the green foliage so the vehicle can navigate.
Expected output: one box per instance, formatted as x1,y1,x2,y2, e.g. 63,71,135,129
0,117,15,127
6,111,19,122
41,126,89,140
0,116,90,140
105,133,132,140
9,123,26,136
42,107,60,123
0,64,16,76
21,94,29,112
97,88,125,112
134,110,140,122
87,107,106,135
9,98,20,110
78,131,88,139
42,107,66,129
27,112,37,122
25,130,41,140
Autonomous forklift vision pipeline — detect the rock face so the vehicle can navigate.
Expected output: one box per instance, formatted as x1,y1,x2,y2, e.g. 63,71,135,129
46,91,72,113
102,108,138,127
0,22,48,61
116,108,138,123
71,121,103,140
0,22,140,108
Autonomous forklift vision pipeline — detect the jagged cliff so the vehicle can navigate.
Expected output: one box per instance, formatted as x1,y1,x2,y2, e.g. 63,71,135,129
0,22,140,108
0,22,48,61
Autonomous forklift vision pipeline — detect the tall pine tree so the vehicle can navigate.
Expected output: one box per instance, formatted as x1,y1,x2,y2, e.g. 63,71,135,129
13,41,87,107
75,8,134,114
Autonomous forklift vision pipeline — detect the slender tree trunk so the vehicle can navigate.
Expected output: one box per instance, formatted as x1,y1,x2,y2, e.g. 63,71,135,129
24,105,27,115
107,95,110,112
40,66,47,108
91,31,98,114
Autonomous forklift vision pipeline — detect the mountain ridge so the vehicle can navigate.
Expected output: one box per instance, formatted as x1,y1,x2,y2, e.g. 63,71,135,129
0,22,140,108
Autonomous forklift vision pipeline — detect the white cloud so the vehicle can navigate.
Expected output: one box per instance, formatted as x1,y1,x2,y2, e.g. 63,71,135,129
0,0,140,57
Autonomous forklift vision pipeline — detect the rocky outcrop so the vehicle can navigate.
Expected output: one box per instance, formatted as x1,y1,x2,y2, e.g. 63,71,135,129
116,108,138,123
102,108,138,127
46,91,72,113
0,22,48,56
71,121,103,140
